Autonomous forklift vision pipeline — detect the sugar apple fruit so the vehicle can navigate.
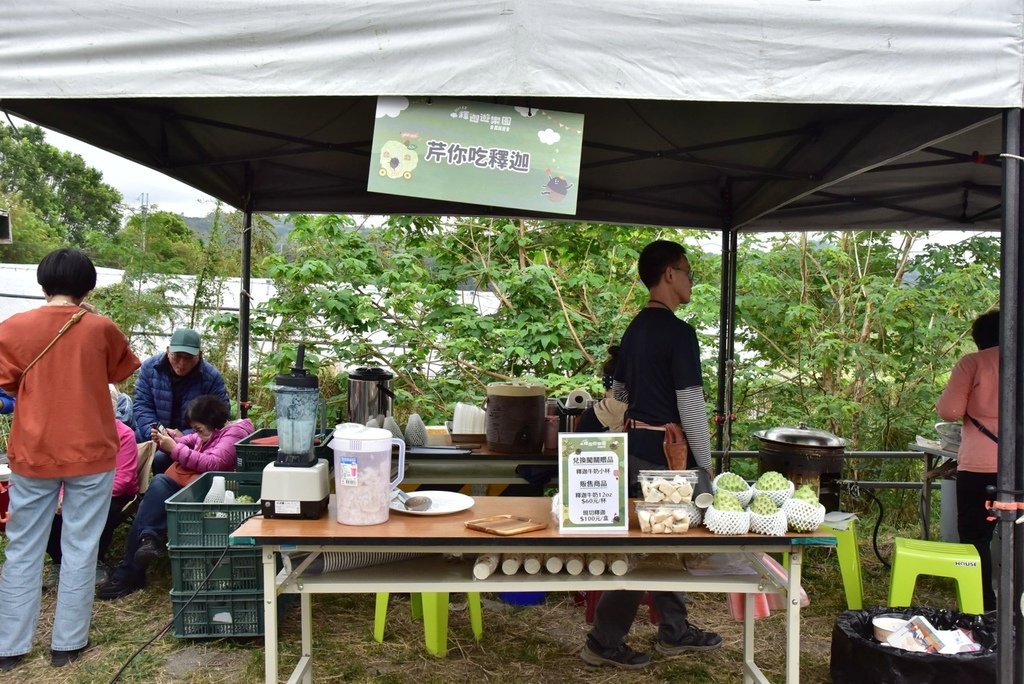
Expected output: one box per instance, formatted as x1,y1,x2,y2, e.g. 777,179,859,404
792,484,819,505
716,472,748,492
755,470,788,491
749,493,779,515
713,490,744,512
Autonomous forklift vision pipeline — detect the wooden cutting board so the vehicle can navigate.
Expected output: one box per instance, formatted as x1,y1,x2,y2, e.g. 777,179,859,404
465,514,548,536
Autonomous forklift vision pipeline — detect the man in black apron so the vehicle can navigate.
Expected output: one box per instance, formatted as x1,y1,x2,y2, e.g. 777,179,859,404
581,239,721,669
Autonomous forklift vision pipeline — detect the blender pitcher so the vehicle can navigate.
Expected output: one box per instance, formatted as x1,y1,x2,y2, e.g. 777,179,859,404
332,423,406,525
274,344,321,467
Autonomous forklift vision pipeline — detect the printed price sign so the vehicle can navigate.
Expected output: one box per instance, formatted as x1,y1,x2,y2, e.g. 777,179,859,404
557,433,628,533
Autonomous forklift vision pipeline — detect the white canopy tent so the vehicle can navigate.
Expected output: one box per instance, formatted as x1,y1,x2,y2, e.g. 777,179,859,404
2,1,1023,678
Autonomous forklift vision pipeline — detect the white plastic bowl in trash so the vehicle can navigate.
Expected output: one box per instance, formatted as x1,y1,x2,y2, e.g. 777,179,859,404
872,615,908,642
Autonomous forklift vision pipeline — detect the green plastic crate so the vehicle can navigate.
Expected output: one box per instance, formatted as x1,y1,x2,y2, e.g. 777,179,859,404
234,428,333,472
165,472,262,548
170,589,264,638
169,547,263,593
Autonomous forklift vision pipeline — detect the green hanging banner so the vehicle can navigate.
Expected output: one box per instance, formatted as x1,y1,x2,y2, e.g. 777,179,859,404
368,97,584,215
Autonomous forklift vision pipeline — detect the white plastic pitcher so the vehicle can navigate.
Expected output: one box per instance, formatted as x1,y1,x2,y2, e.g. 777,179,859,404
332,423,406,525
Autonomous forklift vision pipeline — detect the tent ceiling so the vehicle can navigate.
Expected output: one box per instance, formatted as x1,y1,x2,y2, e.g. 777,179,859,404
1,96,1003,231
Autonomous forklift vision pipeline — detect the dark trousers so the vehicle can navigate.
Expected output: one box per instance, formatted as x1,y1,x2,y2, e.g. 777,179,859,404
151,450,173,475
46,493,135,565
111,474,183,585
956,470,997,612
588,427,696,649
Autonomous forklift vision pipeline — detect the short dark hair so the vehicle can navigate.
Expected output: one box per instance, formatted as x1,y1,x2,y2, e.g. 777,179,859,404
971,309,1000,350
637,240,687,289
37,248,97,298
185,395,231,430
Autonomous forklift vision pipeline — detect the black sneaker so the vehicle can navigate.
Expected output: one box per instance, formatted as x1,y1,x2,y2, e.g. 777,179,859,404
133,535,165,569
580,638,651,669
0,654,26,672
655,623,723,655
97,576,144,601
51,641,91,667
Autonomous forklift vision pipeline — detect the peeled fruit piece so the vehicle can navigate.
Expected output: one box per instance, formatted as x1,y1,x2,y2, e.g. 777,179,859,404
713,490,744,512
716,472,748,492
755,470,788,491
792,484,819,505
749,493,779,515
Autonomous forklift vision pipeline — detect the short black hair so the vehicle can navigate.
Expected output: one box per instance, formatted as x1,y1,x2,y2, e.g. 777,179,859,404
185,395,231,430
37,248,97,298
971,309,1000,350
637,240,687,289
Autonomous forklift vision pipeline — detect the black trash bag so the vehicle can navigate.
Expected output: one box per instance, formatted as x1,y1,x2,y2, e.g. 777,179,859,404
830,606,996,684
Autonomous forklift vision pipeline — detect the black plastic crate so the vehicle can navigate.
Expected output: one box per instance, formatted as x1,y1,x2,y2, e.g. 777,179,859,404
165,472,262,548
234,428,332,472
170,589,264,638
169,546,263,593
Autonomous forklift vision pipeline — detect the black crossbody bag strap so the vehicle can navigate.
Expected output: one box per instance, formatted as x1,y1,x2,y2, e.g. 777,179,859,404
966,414,999,444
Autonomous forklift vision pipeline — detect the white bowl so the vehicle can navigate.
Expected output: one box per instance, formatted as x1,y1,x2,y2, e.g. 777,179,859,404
872,615,908,642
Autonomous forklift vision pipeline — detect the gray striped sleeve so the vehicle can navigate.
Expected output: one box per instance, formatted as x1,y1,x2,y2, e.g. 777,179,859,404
612,379,629,404
676,386,712,472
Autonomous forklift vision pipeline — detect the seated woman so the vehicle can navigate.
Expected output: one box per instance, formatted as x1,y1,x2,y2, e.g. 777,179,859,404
98,394,253,600
46,385,140,587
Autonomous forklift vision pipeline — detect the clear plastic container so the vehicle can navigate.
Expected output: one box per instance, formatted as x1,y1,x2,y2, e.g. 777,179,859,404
634,502,692,534
638,470,699,504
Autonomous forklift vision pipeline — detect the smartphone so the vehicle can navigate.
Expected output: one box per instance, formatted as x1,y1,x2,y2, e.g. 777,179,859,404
156,424,168,436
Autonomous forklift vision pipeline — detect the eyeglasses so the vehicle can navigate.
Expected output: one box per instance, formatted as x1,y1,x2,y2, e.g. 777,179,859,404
669,265,694,283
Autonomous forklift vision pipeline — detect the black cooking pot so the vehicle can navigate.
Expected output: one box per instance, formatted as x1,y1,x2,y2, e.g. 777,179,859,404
753,422,847,510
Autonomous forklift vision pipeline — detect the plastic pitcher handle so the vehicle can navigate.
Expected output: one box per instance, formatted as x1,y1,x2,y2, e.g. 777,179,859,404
390,438,406,489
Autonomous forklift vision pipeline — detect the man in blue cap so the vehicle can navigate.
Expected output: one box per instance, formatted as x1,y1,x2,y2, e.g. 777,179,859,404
133,328,230,473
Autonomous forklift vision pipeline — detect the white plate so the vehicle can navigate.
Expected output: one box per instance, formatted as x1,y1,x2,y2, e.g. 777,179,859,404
390,490,475,516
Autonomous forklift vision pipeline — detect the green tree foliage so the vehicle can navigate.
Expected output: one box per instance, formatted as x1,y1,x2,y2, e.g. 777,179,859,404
0,124,122,244
0,192,64,262
240,214,707,424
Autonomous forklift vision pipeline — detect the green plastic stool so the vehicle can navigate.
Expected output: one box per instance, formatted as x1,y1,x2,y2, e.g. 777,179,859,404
822,520,864,610
888,537,984,614
779,519,863,610
374,592,483,656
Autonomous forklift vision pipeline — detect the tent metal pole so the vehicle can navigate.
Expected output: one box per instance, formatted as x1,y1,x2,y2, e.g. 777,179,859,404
239,203,252,419
714,178,737,472
996,107,1022,684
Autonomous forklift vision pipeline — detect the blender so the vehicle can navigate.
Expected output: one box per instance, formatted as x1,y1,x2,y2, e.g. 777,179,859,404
260,344,331,519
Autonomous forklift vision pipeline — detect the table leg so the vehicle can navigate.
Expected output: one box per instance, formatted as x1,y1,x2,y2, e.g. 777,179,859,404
923,453,934,540
263,548,278,684
301,591,313,684
743,592,754,684
785,548,802,684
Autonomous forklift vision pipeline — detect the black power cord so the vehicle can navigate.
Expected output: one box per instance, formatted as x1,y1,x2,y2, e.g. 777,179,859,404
858,487,889,569
108,510,263,683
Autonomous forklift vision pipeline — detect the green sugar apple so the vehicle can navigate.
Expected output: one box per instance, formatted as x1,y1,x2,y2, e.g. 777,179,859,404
716,472,748,492
713,490,744,512
792,484,819,505
755,470,789,491
749,493,779,515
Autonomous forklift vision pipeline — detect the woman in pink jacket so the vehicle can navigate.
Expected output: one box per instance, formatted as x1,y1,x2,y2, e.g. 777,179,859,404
936,309,1000,612
98,395,254,600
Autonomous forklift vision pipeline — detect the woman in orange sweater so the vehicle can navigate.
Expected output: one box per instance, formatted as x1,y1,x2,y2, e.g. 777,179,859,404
0,249,140,671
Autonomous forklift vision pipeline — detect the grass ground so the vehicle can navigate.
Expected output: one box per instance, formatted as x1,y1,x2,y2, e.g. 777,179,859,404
0,527,968,684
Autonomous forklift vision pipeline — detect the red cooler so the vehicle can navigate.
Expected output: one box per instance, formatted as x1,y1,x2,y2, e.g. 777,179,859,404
0,463,10,533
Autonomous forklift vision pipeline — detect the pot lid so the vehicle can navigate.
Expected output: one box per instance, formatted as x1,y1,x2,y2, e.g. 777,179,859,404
753,422,847,448
487,381,546,397
349,367,393,381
